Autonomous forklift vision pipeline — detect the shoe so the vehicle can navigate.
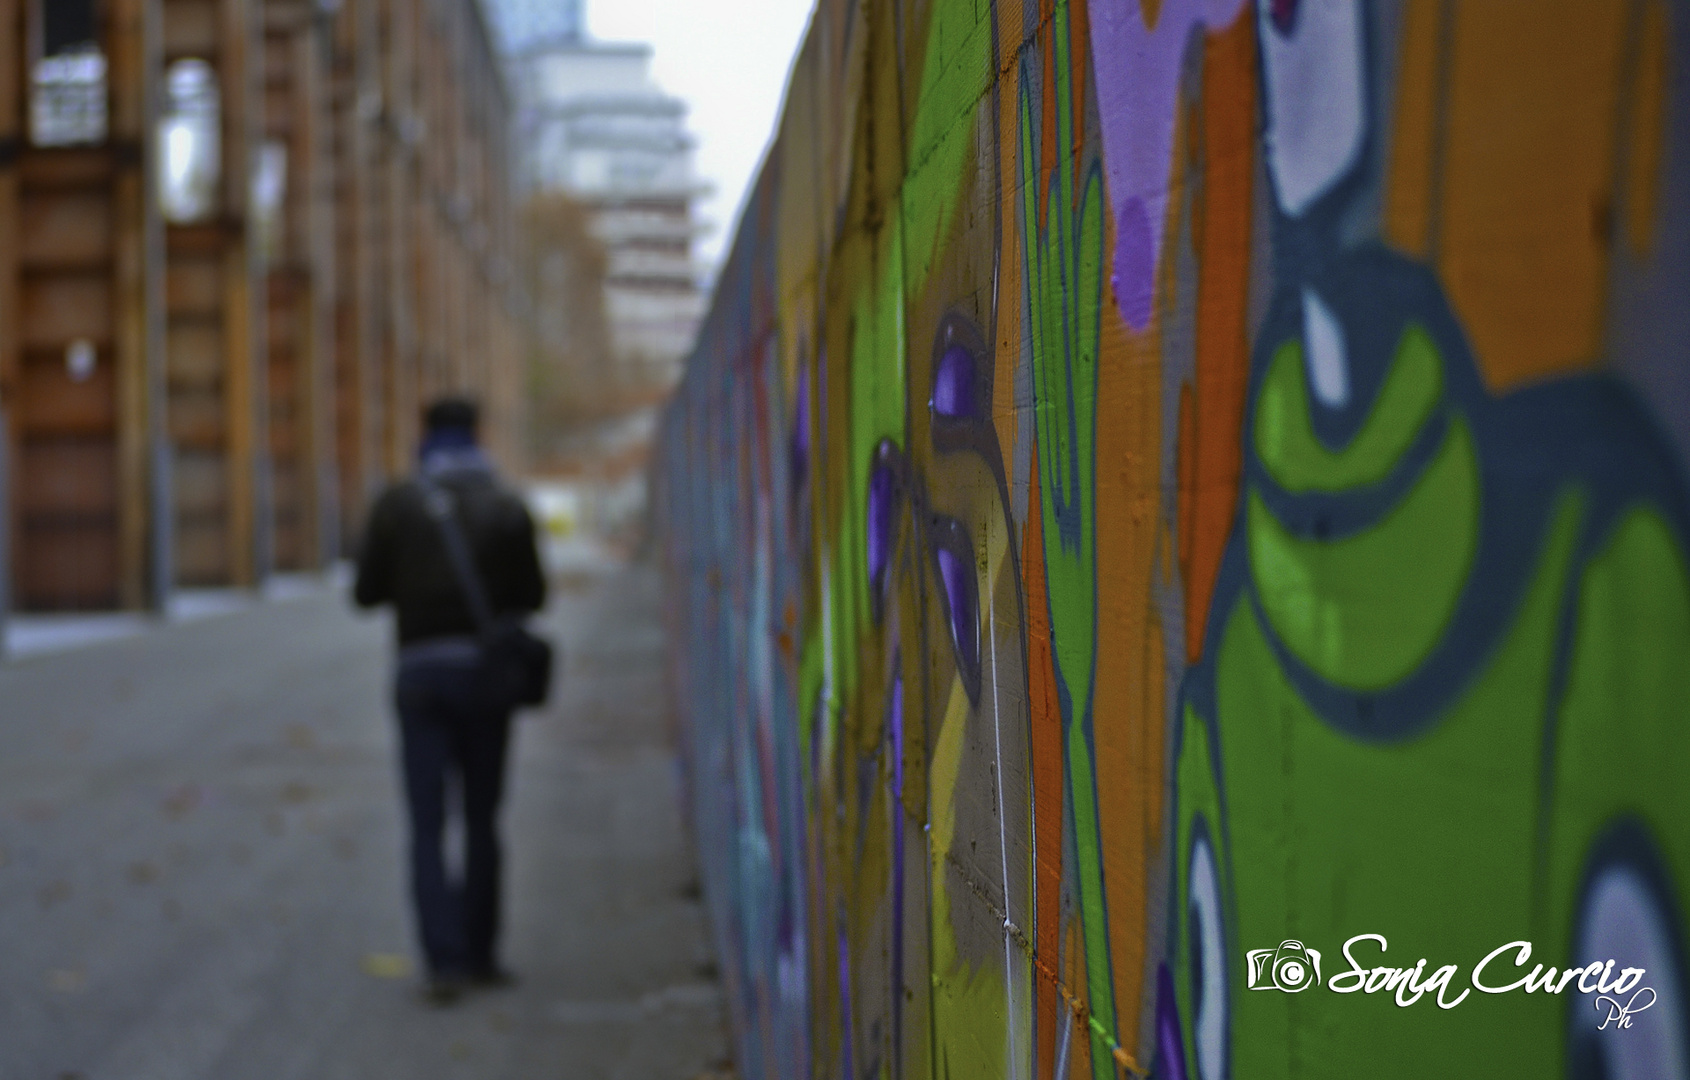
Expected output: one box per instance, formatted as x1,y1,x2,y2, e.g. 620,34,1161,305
421,972,469,1006
466,966,517,990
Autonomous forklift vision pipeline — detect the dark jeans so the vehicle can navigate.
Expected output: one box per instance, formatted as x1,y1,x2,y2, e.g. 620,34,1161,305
395,655,514,977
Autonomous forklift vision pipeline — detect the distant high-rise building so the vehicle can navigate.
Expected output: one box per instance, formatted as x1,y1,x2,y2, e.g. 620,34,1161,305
482,0,705,386
484,0,583,52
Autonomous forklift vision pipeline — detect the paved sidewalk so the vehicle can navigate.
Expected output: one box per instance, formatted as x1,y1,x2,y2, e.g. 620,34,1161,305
0,564,729,1080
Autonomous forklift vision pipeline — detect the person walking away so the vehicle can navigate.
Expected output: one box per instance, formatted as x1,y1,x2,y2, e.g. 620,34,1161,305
353,398,545,1003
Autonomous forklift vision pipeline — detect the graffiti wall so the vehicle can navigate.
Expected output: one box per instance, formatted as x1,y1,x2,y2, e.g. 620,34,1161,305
656,1,1690,1077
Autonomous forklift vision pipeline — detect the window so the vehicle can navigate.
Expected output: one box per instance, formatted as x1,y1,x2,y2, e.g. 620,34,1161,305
252,141,288,264
29,0,107,147
159,59,221,223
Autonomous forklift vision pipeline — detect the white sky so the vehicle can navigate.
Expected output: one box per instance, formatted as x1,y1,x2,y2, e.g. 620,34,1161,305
587,0,815,272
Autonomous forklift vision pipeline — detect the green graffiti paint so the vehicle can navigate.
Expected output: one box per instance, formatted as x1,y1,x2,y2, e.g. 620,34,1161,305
1197,490,1586,1078
1247,415,1479,692
1255,324,1444,493
1546,505,1690,951
1173,705,1227,1080
1018,3,1116,1074
903,0,991,300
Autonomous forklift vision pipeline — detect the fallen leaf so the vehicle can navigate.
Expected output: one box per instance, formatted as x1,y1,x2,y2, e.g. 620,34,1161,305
280,781,314,805
361,953,413,980
161,786,201,819
47,968,85,993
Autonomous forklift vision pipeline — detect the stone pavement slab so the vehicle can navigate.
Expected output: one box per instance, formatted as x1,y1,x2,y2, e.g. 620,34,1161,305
0,564,729,1080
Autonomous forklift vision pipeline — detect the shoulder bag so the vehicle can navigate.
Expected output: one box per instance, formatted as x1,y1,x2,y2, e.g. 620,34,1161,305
416,478,554,710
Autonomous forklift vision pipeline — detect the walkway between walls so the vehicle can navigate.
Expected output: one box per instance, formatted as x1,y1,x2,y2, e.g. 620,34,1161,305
0,562,734,1080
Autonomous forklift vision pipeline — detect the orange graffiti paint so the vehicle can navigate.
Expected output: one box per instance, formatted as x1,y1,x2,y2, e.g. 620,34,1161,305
1092,226,1162,1057
1437,0,1630,388
1025,439,1066,1080
1180,13,1254,667
1382,0,1446,259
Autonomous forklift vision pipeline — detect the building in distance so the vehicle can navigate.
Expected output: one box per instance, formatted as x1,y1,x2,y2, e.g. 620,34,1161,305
493,0,709,390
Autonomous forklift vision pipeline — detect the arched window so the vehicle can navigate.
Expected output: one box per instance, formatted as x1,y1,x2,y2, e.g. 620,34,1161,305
159,59,222,223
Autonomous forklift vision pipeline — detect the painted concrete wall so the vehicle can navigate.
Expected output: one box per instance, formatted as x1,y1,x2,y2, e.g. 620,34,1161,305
657,2,1690,1077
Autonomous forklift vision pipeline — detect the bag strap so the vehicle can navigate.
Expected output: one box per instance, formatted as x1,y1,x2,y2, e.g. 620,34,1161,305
415,475,496,634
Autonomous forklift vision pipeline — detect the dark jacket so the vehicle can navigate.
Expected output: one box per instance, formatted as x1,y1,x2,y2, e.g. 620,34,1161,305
354,466,546,645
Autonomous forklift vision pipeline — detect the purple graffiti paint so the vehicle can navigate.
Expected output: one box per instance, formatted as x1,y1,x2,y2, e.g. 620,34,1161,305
931,343,977,418
1086,0,1249,329
935,544,977,676
1112,197,1156,330
1156,962,1190,1080
889,674,905,798
1257,0,1367,216
868,450,896,590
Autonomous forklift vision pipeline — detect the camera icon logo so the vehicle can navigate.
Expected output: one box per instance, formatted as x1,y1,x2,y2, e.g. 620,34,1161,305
1246,940,1323,992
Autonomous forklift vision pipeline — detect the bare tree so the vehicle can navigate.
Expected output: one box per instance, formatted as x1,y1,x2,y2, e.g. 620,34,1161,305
520,194,617,463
